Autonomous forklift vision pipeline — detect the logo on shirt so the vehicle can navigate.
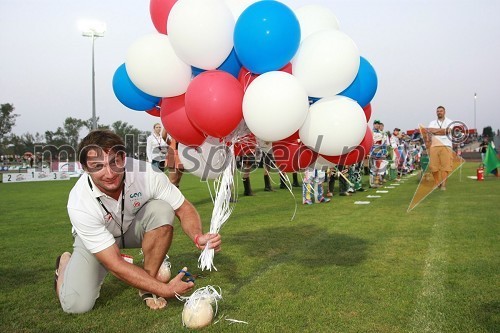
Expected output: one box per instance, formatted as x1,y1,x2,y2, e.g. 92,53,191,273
130,192,142,199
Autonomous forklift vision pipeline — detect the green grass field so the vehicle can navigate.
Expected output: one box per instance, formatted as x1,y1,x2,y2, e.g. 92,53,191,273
0,162,498,332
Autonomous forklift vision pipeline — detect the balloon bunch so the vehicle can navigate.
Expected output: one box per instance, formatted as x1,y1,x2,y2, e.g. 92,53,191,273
111,0,378,271
112,0,378,173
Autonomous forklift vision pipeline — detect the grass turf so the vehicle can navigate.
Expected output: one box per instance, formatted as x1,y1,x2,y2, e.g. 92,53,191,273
0,162,498,332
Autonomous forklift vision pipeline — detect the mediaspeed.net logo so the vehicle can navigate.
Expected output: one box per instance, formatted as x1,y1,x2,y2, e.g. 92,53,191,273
446,120,469,145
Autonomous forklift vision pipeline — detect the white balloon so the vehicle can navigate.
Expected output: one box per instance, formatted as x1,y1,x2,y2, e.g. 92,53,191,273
157,260,171,282
126,34,191,97
168,0,235,70
243,71,309,142
294,4,340,43
292,29,360,98
178,137,229,180
224,0,259,20
182,298,214,329
299,96,366,156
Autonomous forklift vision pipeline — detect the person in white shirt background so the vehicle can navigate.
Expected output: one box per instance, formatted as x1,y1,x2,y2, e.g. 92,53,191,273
146,123,168,172
426,105,454,190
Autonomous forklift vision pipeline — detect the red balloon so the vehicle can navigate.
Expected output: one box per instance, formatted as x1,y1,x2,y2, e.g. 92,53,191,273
185,70,244,139
272,141,318,172
160,95,206,147
146,107,161,117
321,126,373,165
281,130,300,143
146,99,162,117
238,63,292,91
280,62,293,75
149,0,177,34
237,67,258,91
363,103,372,122
234,133,257,156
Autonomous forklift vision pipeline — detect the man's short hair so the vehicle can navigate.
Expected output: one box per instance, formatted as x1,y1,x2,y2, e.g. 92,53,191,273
78,130,126,168
437,105,445,111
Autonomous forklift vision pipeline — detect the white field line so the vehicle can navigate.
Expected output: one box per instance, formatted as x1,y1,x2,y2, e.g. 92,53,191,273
409,197,449,333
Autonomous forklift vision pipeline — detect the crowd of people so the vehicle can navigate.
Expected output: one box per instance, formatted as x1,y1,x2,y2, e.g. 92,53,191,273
1,152,43,169
231,118,427,205
368,120,426,188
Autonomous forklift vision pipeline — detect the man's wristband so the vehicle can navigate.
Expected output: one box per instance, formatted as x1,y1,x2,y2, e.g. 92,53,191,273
194,234,201,248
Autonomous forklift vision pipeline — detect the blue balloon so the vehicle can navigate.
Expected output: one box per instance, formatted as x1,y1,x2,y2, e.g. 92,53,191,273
339,56,378,108
234,0,300,74
218,48,242,78
192,48,242,78
309,97,320,105
112,63,160,111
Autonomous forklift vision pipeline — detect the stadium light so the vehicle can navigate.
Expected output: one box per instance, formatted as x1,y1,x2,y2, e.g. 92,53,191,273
79,20,106,130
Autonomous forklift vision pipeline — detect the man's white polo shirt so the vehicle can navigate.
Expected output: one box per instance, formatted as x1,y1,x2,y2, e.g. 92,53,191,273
428,117,453,147
67,158,184,254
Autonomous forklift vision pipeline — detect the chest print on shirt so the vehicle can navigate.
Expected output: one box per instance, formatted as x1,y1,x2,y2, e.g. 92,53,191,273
128,191,144,214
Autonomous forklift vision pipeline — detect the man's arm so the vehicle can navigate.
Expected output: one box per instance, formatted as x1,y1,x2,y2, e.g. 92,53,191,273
94,243,193,298
175,199,221,252
427,120,450,136
427,128,447,135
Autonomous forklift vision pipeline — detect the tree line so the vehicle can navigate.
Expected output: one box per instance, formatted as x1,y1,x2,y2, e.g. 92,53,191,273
0,103,151,161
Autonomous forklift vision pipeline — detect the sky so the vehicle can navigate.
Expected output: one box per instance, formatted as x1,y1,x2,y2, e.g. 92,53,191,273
1,0,499,138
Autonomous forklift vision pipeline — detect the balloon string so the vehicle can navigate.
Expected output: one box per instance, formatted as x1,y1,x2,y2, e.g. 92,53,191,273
267,157,297,221
243,71,253,91
198,144,236,271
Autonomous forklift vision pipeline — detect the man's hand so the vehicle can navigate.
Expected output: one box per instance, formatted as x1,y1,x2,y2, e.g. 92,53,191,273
165,267,195,297
195,233,221,252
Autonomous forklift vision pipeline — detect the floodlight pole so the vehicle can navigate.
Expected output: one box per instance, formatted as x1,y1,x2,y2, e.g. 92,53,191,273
473,92,477,134
82,29,105,130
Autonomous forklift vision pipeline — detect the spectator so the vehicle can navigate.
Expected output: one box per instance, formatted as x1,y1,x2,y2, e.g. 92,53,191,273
302,167,330,204
146,123,168,172
426,105,454,190
479,137,489,162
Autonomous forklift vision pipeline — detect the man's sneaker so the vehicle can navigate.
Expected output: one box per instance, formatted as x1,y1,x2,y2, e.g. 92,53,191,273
303,199,313,205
